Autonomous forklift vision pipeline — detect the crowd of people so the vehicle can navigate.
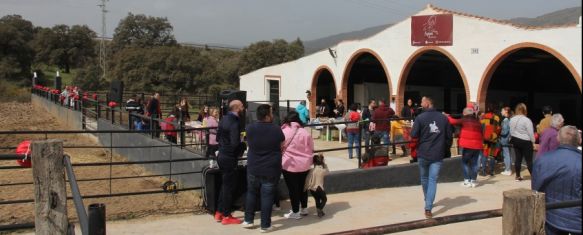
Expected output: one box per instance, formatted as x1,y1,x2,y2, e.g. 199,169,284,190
34,84,580,233
213,100,329,232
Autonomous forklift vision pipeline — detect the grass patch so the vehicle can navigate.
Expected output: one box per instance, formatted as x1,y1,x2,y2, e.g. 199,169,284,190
39,66,77,87
0,79,30,102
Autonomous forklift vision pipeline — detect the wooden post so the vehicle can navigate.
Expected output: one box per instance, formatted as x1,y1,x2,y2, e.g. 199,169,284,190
32,140,68,235
502,188,546,235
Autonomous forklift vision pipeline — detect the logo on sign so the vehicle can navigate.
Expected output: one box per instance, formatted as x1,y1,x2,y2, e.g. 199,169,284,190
423,15,439,39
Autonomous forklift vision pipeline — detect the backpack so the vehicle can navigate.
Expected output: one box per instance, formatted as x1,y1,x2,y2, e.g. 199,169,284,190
345,111,359,130
481,113,501,143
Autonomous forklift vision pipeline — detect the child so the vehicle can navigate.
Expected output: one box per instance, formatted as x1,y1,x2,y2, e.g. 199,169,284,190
304,153,329,218
161,110,177,144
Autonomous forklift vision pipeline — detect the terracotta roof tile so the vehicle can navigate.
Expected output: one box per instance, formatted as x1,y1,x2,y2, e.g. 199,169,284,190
427,4,578,30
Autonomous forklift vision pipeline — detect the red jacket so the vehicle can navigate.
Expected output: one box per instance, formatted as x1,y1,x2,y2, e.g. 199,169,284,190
372,104,395,132
161,116,177,137
448,115,483,150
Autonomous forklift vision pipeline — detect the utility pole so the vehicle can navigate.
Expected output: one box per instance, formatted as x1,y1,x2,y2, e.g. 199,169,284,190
98,0,108,80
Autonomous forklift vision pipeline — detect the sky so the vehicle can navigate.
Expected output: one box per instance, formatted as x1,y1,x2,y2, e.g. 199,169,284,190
1,0,580,47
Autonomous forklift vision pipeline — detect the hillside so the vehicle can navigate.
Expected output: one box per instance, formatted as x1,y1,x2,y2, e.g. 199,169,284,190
303,6,581,55
303,24,392,55
509,6,581,26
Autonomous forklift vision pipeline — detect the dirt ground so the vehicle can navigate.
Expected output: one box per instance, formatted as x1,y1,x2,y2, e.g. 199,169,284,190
0,102,204,228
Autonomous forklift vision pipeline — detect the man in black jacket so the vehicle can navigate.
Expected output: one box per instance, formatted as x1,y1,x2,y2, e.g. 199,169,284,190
215,99,246,225
410,96,452,219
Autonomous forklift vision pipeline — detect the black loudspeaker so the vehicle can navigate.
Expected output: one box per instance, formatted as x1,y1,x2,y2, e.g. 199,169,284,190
108,80,124,103
218,90,247,130
54,76,62,92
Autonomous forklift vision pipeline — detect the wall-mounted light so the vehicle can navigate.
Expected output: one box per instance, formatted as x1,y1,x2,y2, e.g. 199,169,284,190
328,48,337,59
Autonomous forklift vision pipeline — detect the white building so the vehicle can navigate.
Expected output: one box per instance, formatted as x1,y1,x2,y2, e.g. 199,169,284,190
240,4,582,127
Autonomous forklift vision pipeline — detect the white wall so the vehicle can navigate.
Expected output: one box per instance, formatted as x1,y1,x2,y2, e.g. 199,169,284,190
240,6,582,106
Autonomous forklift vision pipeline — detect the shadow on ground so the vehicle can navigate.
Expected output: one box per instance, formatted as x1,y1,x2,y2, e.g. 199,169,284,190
270,201,351,231
432,196,477,216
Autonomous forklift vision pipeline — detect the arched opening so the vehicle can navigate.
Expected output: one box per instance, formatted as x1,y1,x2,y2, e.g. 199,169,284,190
343,51,390,108
481,47,582,128
311,67,337,117
400,49,467,114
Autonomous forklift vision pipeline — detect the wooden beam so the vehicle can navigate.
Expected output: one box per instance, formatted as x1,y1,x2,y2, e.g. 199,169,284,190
502,188,545,235
32,140,68,235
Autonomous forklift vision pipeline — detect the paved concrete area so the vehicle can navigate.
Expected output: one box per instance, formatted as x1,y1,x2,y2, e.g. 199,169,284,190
63,171,531,235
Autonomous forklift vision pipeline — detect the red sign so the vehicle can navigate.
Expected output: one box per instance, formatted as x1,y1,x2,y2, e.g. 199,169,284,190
411,14,453,46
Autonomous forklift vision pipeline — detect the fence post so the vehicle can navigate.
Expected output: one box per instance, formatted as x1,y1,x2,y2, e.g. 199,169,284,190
81,99,86,130
357,121,362,168
96,101,101,119
502,188,546,235
32,140,68,235
88,203,106,235
180,119,185,148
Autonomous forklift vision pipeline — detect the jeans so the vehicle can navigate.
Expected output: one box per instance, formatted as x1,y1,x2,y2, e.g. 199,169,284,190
461,149,480,181
418,157,442,211
347,131,361,159
282,170,309,213
374,130,390,145
511,138,533,178
362,129,372,149
310,187,327,210
501,146,511,172
480,155,496,175
244,174,278,229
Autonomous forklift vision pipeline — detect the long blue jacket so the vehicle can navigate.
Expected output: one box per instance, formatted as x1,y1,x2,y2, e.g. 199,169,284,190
532,145,582,233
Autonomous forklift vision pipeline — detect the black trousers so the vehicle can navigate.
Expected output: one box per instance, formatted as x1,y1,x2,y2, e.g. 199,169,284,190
309,187,327,210
166,135,177,144
217,166,237,216
510,137,533,178
282,170,309,213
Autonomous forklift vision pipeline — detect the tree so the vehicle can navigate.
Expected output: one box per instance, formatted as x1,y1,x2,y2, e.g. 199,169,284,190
31,24,97,73
72,64,105,91
111,13,177,51
0,15,34,82
108,46,210,93
238,38,304,75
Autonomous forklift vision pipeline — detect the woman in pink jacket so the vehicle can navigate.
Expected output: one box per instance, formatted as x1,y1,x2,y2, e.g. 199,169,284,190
281,111,314,219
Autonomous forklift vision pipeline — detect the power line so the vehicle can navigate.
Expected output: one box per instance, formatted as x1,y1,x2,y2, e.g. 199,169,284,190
98,0,108,80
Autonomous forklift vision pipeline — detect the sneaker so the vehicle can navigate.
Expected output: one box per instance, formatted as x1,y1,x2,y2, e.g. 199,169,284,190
283,210,302,219
300,208,309,216
241,221,254,229
515,176,523,182
424,210,433,219
221,215,242,225
260,227,274,233
501,170,512,176
470,180,478,188
214,211,223,222
272,205,281,211
317,209,325,218
460,179,471,188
